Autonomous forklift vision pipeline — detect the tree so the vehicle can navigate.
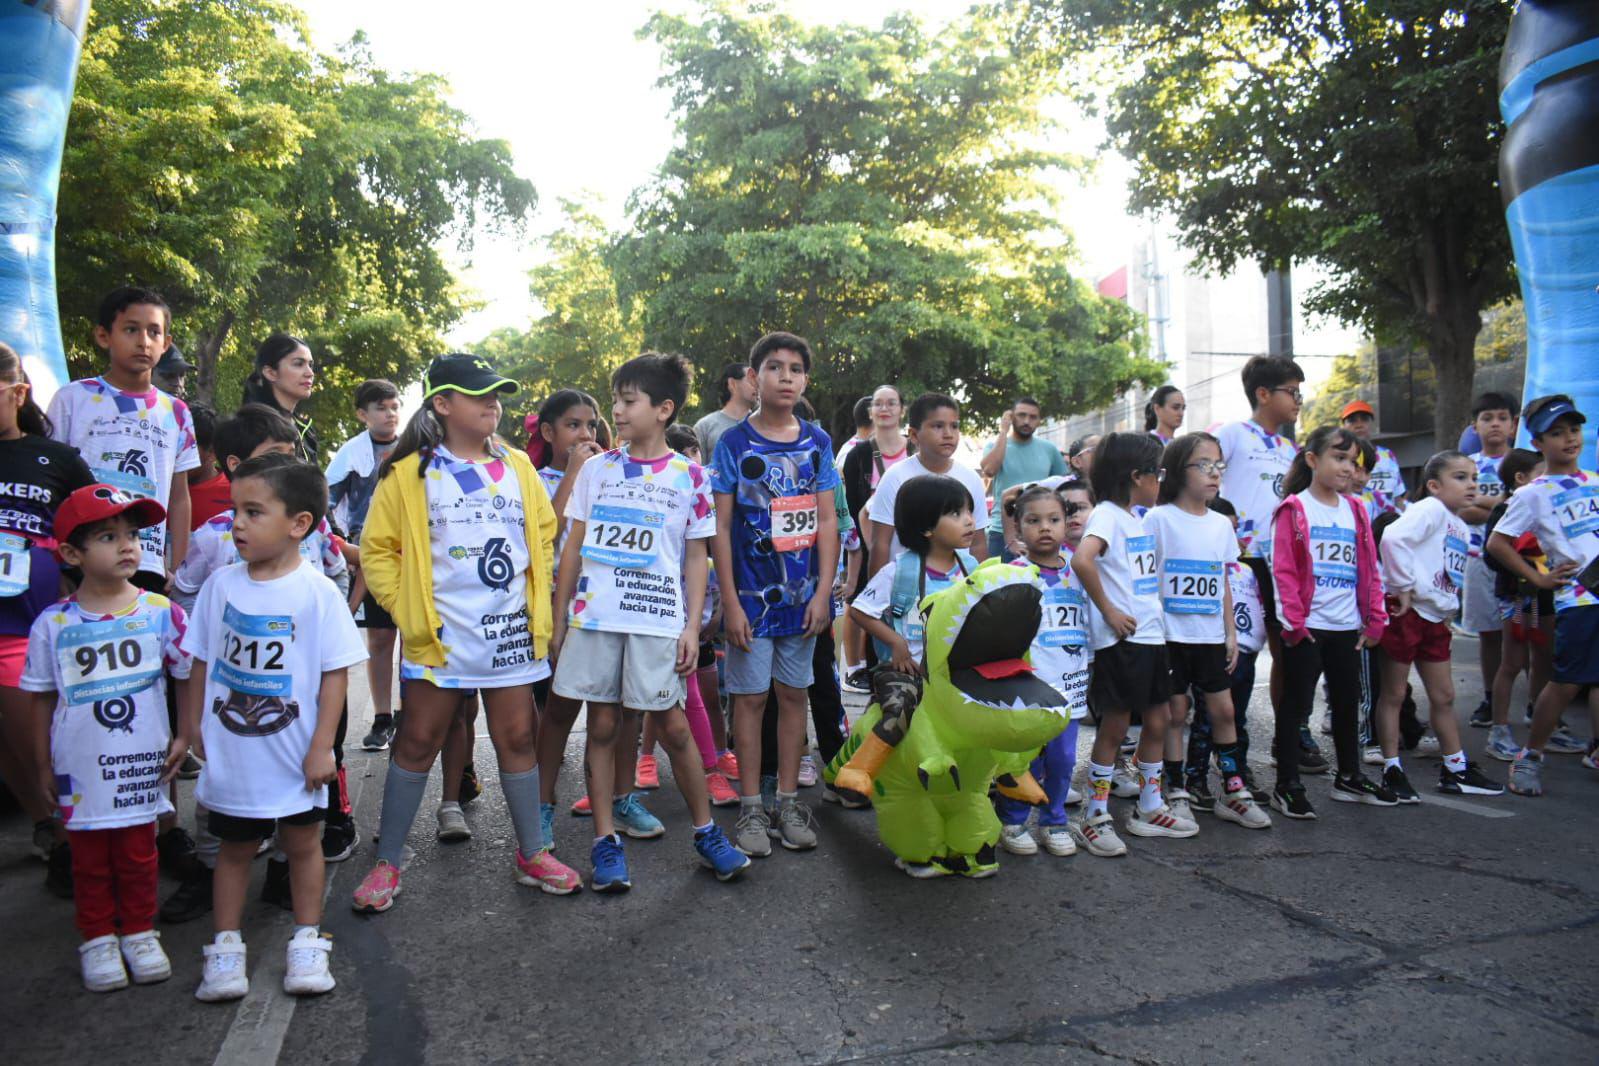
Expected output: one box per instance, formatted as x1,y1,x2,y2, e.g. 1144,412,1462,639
612,3,1161,439
57,0,535,442
1019,0,1514,448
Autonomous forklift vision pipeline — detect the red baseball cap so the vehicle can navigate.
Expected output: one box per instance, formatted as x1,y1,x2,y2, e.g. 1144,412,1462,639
1340,400,1375,420
55,484,167,545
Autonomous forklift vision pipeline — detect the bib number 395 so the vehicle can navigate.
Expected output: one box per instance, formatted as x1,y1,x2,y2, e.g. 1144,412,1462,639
771,494,818,552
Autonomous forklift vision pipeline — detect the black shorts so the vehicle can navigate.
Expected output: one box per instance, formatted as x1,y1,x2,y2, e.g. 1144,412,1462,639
355,588,395,630
697,642,716,670
1168,642,1231,695
1243,557,1281,637
533,676,551,706
1088,640,1171,715
208,807,326,843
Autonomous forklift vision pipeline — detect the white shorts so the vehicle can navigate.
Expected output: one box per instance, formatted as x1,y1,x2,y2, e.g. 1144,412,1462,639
551,628,685,711
1461,553,1501,634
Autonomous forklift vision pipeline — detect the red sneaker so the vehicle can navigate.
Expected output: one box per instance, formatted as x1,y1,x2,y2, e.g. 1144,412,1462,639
569,793,592,816
634,754,660,790
715,750,740,781
705,770,739,807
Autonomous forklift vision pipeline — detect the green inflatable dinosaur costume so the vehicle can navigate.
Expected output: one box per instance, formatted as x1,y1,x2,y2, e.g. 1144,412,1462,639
824,558,1071,877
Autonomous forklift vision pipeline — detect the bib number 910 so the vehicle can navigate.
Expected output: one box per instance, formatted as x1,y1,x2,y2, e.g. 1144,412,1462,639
58,616,163,704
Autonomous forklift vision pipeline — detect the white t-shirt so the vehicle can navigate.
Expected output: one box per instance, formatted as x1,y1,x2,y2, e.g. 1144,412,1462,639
21,592,192,830
1493,470,1599,612
47,377,200,576
866,455,989,561
1014,557,1090,718
853,555,965,664
565,447,716,638
1466,451,1508,555
1378,496,1468,623
174,510,345,608
183,560,367,819
1227,562,1266,654
1144,503,1240,644
1291,490,1360,631
399,444,545,688
1368,444,1407,512
1081,502,1163,649
1216,420,1297,560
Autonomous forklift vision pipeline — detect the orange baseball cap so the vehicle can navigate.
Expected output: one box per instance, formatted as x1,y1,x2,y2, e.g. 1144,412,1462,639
1340,400,1375,420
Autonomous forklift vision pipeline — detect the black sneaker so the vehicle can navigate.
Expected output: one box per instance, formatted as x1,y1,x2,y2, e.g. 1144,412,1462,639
843,667,871,694
322,813,358,863
1269,782,1317,820
1185,777,1215,813
160,866,213,924
157,826,202,879
260,857,293,910
1468,699,1492,728
177,752,203,779
1331,773,1398,806
1239,765,1269,803
1297,735,1330,775
361,714,395,752
1382,765,1420,804
1439,761,1504,796
45,840,73,899
459,763,482,806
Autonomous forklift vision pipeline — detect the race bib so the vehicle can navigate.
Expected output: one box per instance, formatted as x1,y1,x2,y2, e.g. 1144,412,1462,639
1310,525,1358,588
1443,534,1468,590
770,494,818,552
1163,559,1223,615
58,615,163,704
582,505,662,569
213,605,292,698
90,465,157,501
1554,483,1599,540
1127,534,1158,596
1039,585,1087,647
0,532,31,598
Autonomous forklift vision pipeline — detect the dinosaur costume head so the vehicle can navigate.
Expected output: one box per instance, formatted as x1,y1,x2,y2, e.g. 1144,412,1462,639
919,558,1069,751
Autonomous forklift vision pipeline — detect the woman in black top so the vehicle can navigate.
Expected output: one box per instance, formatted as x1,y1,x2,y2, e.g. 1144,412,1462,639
240,333,319,465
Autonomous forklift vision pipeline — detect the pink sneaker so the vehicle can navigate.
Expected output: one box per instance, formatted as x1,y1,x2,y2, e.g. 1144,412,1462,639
516,848,581,895
351,861,401,913
705,770,739,807
570,793,592,816
716,751,740,781
634,754,660,790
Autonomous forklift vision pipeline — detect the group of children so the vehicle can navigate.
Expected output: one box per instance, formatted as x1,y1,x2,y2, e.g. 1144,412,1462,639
5,285,1596,998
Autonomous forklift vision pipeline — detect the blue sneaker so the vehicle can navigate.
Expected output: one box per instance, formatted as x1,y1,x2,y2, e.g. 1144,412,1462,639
693,824,750,882
540,802,556,853
590,833,631,892
612,792,665,839
1487,725,1520,762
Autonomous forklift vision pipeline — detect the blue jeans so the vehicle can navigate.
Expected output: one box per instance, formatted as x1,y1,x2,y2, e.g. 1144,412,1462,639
995,720,1079,827
986,529,1016,563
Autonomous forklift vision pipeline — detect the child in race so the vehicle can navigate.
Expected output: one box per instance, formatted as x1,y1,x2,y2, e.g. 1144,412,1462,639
353,354,581,913
184,404,232,530
711,332,840,856
839,475,978,799
552,352,749,889
1341,400,1407,514
24,486,188,991
1269,426,1391,818
865,393,989,574
1373,451,1503,801
179,455,366,1001
1072,432,1194,856
995,484,1091,857
1456,393,1518,727
1145,435,1270,830
1487,395,1599,796
1482,449,1554,761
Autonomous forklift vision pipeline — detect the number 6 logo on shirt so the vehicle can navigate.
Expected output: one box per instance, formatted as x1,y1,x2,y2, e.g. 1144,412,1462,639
478,537,515,591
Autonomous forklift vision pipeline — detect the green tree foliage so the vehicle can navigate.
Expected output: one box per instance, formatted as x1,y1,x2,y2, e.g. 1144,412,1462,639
57,0,535,442
606,3,1160,438
1019,0,1514,448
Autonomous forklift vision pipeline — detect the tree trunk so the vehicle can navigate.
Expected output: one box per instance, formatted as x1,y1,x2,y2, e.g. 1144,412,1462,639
1425,300,1482,451
191,311,235,407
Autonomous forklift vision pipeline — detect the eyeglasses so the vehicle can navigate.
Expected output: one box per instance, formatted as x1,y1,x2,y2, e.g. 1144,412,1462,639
1272,387,1304,402
871,400,900,409
1135,467,1165,482
1185,460,1228,475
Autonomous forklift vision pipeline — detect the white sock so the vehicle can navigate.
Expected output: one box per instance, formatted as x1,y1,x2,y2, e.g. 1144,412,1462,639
1443,750,1467,773
1384,757,1402,771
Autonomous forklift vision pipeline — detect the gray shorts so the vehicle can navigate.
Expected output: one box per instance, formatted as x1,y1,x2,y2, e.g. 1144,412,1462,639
552,628,685,711
1462,553,1501,634
725,634,816,694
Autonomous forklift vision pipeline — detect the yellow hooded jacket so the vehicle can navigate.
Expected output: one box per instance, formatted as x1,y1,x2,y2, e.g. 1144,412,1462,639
361,445,557,668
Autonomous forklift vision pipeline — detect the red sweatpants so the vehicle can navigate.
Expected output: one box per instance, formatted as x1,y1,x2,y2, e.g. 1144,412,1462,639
71,822,158,940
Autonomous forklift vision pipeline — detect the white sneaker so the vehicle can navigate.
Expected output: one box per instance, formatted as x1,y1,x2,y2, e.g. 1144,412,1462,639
1111,758,1140,798
1065,786,1083,806
119,930,171,984
1362,745,1383,765
999,823,1038,855
1040,824,1077,856
1125,804,1200,838
283,927,335,996
1413,735,1441,757
79,934,128,993
797,754,819,788
1166,789,1196,826
1213,788,1272,830
195,932,248,1002
436,802,471,842
1070,812,1127,857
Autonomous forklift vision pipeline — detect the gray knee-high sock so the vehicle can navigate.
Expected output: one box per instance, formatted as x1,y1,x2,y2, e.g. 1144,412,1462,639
375,763,430,866
500,767,544,857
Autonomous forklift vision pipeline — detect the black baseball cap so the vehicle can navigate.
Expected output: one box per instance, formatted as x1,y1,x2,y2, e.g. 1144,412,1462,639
156,343,193,375
423,353,518,400
1523,394,1586,437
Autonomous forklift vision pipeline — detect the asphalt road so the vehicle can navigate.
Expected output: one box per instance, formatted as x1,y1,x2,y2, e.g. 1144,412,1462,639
2,638,1596,1065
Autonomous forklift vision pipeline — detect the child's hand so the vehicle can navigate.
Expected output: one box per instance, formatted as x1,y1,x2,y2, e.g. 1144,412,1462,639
1355,632,1377,651
675,625,699,675
1534,561,1579,590
1103,607,1137,638
889,635,921,677
1225,634,1239,673
569,440,604,470
159,735,190,785
549,620,567,664
802,591,831,637
38,766,56,817
723,603,753,652
1388,589,1413,617
303,746,336,792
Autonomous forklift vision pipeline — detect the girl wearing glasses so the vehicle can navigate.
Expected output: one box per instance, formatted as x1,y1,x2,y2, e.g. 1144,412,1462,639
1144,434,1271,832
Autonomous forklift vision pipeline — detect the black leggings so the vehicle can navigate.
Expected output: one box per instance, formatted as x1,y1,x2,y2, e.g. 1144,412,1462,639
1278,628,1362,785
